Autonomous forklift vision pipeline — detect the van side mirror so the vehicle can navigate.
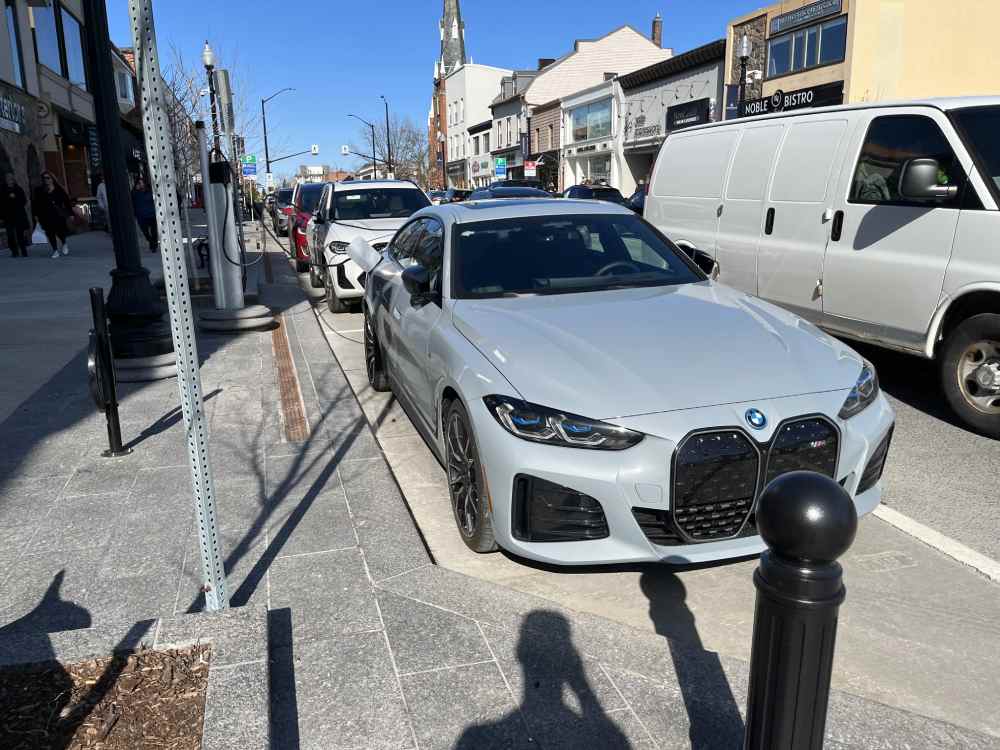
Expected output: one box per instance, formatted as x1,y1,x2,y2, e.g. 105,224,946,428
899,158,958,201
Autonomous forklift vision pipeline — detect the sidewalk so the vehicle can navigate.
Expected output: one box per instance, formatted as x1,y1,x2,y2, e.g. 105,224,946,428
1,227,997,748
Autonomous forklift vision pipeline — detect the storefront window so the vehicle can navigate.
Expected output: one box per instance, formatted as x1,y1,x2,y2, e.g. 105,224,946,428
570,100,612,143
32,3,61,73
61,9,87,90
767,15,847,78
5,1,23,88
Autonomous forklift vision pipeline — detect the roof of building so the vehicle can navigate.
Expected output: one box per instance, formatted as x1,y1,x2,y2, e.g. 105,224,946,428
468,119,492,134
618,38,726,90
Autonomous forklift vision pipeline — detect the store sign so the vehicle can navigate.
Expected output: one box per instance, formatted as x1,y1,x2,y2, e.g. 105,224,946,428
770,0,841,34
495,157,507,178
0,94,25,134
739,81,843,117
666,98,711,131
523,160,537,177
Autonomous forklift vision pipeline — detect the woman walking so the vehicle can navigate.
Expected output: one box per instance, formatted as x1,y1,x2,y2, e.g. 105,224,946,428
0,172,29,257
32,171,73,259
132,177,158,252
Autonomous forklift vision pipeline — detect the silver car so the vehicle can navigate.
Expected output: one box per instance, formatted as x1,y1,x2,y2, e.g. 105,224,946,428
352,198,895,565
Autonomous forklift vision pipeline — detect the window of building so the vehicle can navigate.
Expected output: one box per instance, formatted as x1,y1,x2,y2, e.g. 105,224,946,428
505,117,512,145
61,9,86,90
483,132,490,152
473,135,479,156
31,2,61,73
547,124,553,151
767,15,847,78
849,115,963,207
116,69,133,103
570,100,612,143
5,0,23,88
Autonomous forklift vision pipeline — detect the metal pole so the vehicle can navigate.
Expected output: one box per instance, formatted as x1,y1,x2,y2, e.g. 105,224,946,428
382,95,392,175
198,122,225,301
262,99,271,174
131,2,228,611
206,65,222,160
81,0,168,358
89,288,130,458
738,56,748,115
743,471,857,750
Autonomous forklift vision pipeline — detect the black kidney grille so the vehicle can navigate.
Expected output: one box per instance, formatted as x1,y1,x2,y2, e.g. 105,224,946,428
764,417,838,487
672,431,758,541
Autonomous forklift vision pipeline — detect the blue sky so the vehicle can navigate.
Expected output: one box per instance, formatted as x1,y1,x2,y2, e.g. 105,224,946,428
107,0,743,176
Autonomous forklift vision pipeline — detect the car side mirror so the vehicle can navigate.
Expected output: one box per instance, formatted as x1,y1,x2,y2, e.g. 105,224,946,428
689,248,720,279
899,158,958,201
401,264,439,306
313,210,324,224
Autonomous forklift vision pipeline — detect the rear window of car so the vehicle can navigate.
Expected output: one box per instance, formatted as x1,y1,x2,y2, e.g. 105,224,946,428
333,188,430,220
592,188,625,203
276,189,293,204
298,185,324,214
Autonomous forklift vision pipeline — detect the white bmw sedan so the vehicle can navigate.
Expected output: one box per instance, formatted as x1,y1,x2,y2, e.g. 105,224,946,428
351,199,895,565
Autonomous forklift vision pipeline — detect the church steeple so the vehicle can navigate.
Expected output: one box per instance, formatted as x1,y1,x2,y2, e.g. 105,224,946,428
438,0,466,78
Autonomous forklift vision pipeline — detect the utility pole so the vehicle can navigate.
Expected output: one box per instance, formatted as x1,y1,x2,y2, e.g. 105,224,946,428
381,95,393,175
261,88,294,175
81,0,170,360
349,113,378,178
738,34,751,117
202,42,222,159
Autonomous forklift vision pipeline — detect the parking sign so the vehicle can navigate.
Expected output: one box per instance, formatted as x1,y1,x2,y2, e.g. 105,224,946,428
495,158,507,179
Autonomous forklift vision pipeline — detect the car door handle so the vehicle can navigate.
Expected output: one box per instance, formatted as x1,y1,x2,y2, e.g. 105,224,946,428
392,306,401,320
831,210,845,242
764,207,775,236
717,203,724,218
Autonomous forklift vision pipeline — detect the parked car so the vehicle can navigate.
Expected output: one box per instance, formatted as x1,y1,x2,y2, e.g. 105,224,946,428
443,188,472,203
290,182,325,273
316,179,431,312
563,184,629,206
645,96,1000,437
468,186,551,200
627,184,646,214
428,190,447,206
490,179,545,190
271,187,293,236
348,198,894,565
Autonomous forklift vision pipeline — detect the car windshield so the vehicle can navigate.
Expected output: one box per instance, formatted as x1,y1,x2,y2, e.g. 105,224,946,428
276,188,293,205
453,213,702,298
299,185,323,214
952,106,1000,198
333,188,430,220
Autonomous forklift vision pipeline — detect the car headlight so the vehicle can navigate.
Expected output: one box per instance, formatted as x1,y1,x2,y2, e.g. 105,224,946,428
838,361,879,419
327,240,349,254
483,395,643,450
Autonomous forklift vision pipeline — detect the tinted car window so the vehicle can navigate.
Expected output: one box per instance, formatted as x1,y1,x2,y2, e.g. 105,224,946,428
952,106,1000,200
414,219,445,284
275,188,293,205
453,213,700,298
390,220,425,262
850,115,963,207
298,184,324,214
591,188,626,204
333,188,430,220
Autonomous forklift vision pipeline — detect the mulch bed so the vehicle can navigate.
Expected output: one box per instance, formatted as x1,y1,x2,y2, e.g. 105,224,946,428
0,644,211,749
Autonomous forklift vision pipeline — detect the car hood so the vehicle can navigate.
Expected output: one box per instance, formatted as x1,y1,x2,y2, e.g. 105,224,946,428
452,282,862,419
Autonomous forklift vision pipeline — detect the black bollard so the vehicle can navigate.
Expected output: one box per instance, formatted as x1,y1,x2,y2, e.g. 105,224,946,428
743,471,858,750
88,288,131,458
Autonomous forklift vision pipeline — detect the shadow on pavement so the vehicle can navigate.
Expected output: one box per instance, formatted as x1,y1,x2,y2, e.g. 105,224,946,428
456,610,631,749
267,607,301,750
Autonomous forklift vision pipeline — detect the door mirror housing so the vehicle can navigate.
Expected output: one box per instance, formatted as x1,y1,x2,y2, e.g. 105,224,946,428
313,210,325,224
401,264,440,306
689,248,720,279
898,158,958,201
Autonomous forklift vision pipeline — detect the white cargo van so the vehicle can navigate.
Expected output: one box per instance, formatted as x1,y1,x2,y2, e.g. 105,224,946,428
646,97,1000,437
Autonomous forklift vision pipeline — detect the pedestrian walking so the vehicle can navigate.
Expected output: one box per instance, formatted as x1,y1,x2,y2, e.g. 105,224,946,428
95,173,109,232
32,171,73,259
0,172,29,257
132,177,158,252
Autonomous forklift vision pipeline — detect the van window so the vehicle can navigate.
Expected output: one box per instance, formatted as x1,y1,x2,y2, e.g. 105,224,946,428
770,120,847,203
849,115,963,207
726,125,784,201
653,131,737,199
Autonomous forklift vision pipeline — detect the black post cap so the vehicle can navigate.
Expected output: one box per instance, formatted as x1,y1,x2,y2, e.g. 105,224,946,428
756,471,857,564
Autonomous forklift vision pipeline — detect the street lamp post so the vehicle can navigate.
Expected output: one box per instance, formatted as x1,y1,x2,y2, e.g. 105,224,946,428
380,95,393,176
202,42,222,159
349,113,378,178
261,87,295,174
738,34,751,117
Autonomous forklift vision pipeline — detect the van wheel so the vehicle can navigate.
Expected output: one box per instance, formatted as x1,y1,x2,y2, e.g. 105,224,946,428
940,313,1000,438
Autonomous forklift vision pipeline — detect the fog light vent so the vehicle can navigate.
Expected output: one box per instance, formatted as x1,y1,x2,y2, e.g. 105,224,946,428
512,475,609,542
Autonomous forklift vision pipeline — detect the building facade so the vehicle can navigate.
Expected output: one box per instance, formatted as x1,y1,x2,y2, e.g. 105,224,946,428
725,0,1000,119
618,39,726,192
560,80,618,192
527,99,561,191
444,62,511,188
489,70,537,182
467,118,492,188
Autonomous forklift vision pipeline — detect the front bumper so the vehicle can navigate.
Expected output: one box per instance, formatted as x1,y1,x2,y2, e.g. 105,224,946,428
471,390,894,566
326,256,365,300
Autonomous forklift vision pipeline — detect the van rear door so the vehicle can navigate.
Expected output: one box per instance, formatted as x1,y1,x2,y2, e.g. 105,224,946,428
646,128,738,257
821,108,968,347
756,116,850,323
717,123,786,295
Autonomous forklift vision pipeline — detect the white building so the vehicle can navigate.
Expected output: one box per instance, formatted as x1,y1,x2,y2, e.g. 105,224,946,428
560,80,621,192
444,62,511,188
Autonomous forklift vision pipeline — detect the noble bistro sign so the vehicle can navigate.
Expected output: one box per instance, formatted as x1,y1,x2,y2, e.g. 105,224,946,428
739,81,843,118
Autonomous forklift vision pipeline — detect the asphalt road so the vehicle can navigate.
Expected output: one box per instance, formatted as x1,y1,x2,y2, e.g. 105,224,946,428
853,342,1000,562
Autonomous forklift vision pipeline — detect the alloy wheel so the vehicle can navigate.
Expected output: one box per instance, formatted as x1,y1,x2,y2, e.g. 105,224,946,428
446,411,480,537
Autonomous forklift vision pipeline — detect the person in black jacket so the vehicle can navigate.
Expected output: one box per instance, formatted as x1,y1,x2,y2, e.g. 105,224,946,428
1,172,29,257
132,177,158,252
32,171,73,259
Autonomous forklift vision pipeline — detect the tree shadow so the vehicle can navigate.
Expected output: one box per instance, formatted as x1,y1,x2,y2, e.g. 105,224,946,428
455,610,632,750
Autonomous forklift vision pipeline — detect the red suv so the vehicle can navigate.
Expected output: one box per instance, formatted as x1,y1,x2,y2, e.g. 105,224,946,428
289,182,325,273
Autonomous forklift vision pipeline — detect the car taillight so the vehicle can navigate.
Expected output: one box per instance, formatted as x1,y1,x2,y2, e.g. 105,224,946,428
282,206,292,215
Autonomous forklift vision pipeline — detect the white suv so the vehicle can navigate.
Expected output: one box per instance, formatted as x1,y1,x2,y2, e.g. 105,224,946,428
309,180,430,312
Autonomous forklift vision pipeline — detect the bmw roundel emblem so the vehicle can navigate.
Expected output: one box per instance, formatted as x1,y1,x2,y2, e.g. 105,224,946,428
745,409,767,430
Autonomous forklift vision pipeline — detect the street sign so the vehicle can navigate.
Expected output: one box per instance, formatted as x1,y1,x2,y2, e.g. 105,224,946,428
242,163,257,176
310,144,320,155
523,160,537,178
495,157,507,179
340,145,349,156
264,172,274,188
240,154,256,165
